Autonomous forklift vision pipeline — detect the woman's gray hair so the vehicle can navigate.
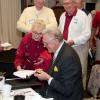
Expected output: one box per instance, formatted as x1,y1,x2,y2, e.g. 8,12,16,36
43,27,63,42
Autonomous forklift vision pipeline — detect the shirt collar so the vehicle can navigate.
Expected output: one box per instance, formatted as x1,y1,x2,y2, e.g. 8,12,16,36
35,6,44,12
53,40,64,59
65,8,77,17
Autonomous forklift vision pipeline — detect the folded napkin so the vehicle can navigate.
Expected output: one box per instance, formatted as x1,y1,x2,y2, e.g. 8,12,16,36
1,42,11,47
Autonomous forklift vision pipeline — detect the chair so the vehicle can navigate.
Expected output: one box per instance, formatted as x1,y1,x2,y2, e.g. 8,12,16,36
87,63,100,99
52,6,65,24
0,49,16,78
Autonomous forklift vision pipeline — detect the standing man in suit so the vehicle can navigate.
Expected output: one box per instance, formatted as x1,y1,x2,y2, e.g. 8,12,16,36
34,28,84,100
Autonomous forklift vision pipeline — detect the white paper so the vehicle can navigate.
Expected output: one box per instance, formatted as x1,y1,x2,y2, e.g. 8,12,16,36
13,70,36,79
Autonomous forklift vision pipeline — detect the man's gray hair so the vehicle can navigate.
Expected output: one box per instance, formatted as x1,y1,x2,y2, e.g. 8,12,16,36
43,27,63,42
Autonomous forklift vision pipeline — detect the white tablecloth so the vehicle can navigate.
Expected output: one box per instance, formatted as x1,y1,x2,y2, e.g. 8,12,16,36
8,88,53,100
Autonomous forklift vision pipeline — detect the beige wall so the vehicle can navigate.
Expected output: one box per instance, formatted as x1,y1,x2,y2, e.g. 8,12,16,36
95,1,100,11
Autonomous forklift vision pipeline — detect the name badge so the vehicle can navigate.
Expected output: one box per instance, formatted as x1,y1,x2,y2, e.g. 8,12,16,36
28,19,35,24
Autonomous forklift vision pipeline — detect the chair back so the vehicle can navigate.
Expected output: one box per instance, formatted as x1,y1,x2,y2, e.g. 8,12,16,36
87,64,100,98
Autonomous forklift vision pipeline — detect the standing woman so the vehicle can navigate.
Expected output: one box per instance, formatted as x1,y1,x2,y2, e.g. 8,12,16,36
17,0,57,33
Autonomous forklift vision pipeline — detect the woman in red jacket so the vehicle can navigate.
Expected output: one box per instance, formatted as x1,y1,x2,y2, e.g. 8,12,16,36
14,20,51,72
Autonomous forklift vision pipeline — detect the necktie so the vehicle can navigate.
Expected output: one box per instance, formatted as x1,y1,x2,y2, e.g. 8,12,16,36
63,14,73,40
52,55,56,64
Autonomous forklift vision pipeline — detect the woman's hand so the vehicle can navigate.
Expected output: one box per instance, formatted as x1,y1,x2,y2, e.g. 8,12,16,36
34,57,44,65
16,65,23,71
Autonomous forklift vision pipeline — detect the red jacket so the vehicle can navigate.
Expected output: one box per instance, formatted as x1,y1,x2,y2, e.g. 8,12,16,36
14,32,51,72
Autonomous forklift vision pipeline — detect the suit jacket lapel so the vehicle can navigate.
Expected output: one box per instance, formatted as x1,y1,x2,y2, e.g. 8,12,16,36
49,42,66,75
54,42,66,65
48,54,55,74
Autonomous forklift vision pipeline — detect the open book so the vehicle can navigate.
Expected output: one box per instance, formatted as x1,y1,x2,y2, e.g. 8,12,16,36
13,70,36,79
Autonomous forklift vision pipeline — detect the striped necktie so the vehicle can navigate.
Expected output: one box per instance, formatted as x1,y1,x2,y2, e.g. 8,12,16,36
52,55,56,64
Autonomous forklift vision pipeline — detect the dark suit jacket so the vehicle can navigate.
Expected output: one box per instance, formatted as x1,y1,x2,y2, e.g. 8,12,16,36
44,42,84,100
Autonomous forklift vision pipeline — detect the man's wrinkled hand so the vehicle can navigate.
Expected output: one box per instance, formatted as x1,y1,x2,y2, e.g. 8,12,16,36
34,69,51,81
67,40,74,46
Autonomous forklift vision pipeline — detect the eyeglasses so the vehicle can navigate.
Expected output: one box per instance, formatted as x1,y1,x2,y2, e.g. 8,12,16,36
34,32,42,36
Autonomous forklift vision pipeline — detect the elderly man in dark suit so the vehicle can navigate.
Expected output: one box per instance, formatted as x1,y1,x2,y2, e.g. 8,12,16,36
34,28,84,100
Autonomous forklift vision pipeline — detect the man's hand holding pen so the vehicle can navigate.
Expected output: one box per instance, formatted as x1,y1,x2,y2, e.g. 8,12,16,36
34,69,51,81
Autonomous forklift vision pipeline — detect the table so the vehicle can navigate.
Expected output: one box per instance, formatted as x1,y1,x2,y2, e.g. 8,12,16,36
9,88,53,100
5,77,41,90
